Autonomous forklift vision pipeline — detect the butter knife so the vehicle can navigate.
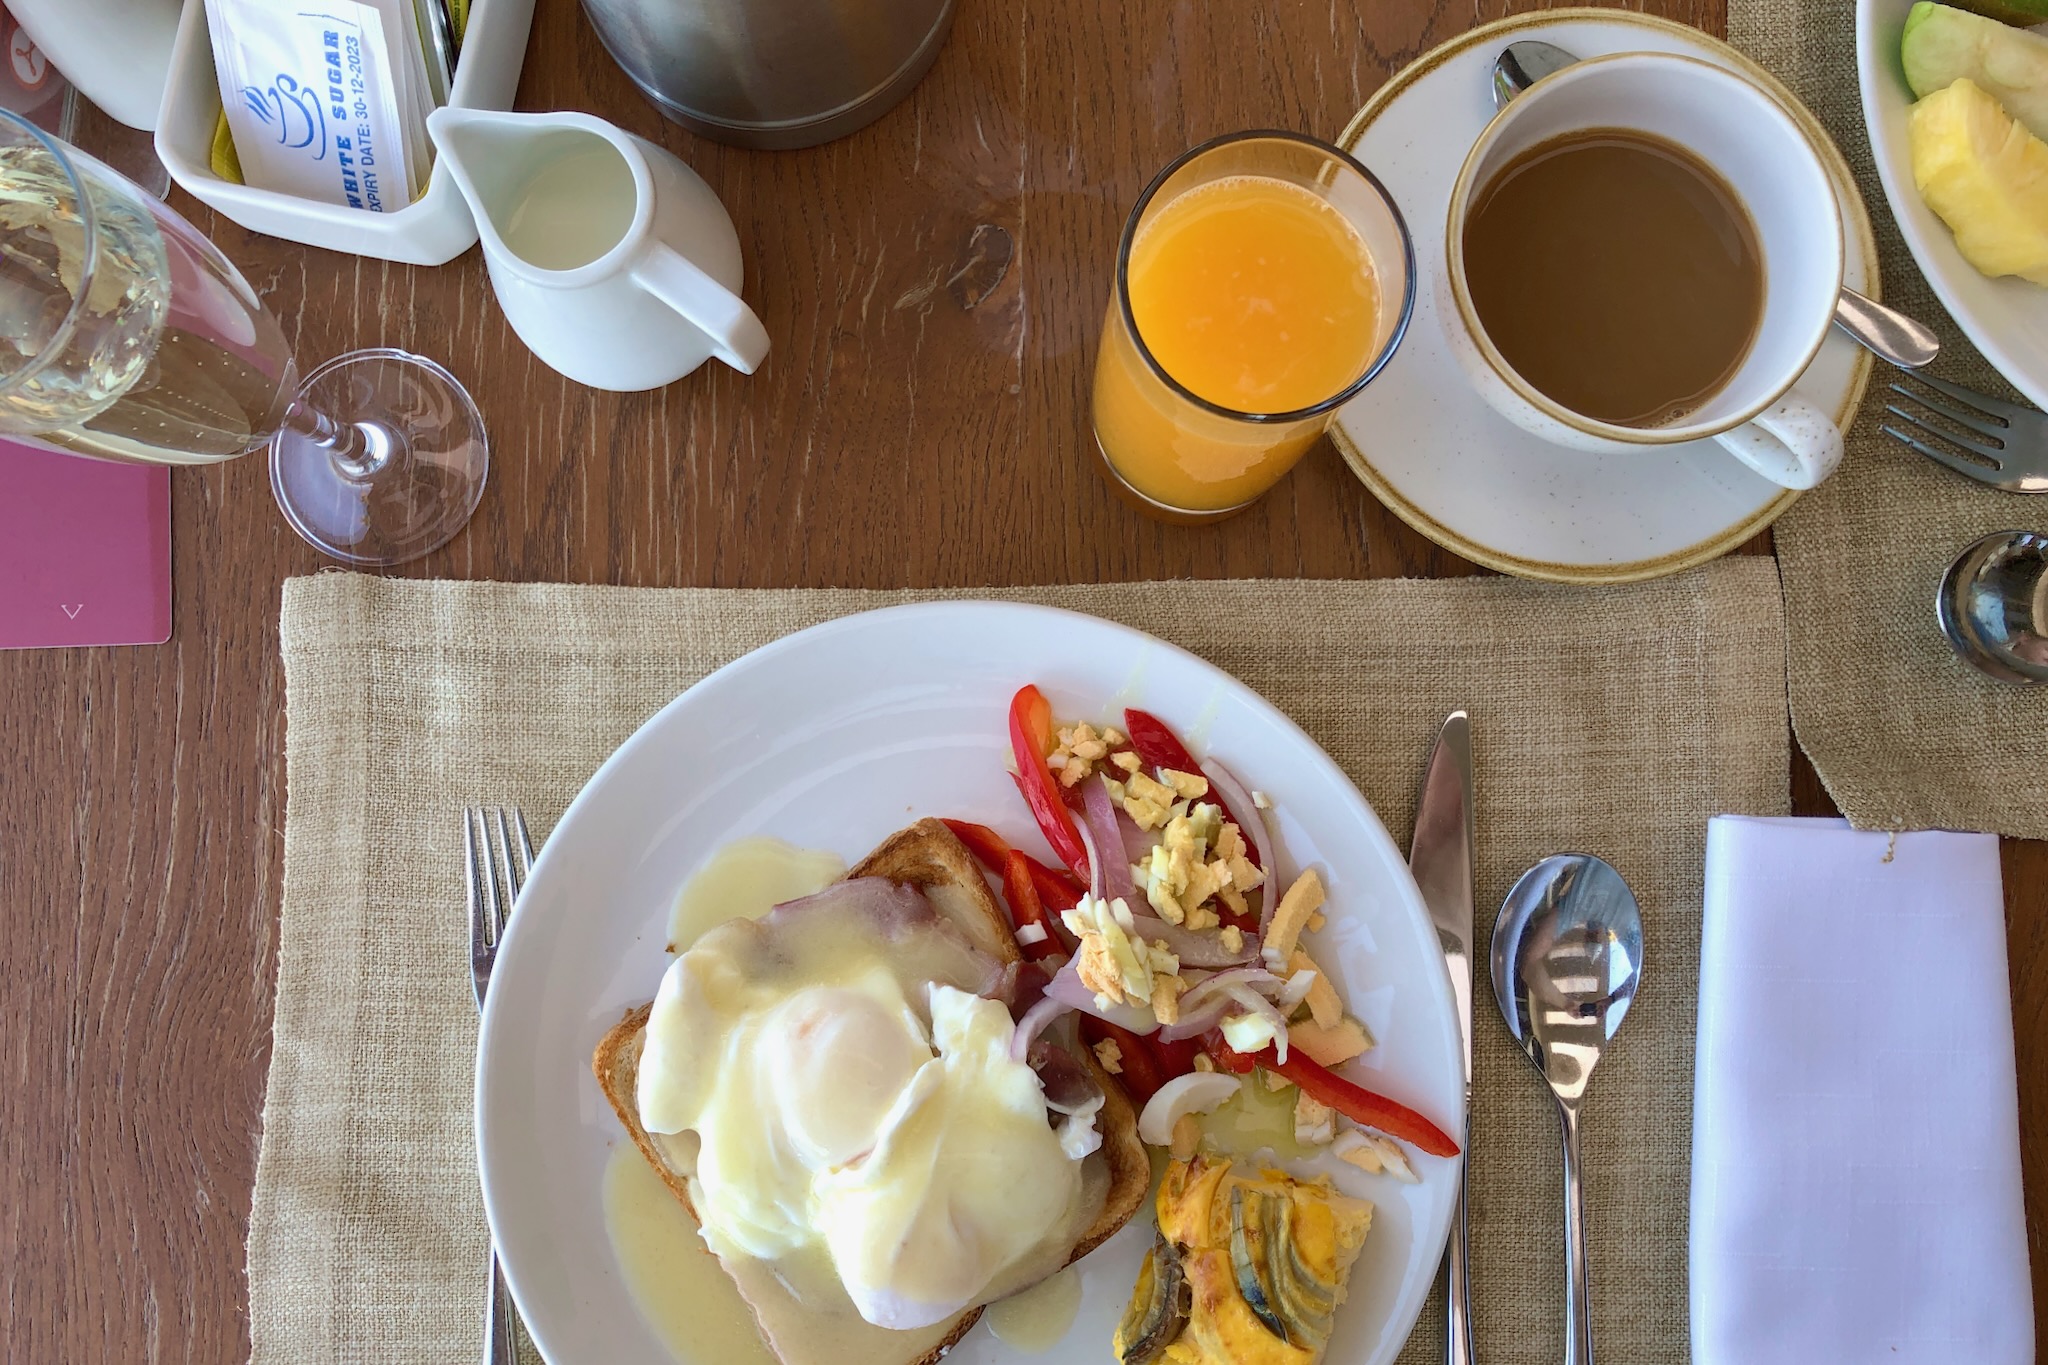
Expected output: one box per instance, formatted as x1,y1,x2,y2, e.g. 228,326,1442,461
1410,711,1475,1365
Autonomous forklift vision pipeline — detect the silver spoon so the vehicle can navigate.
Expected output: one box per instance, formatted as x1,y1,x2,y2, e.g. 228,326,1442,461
1938,529,2048,683
1490,40,1941,371
1491,854,1644,1365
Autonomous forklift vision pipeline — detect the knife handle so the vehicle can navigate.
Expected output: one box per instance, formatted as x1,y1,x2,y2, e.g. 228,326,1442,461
1445,1128,1473,1365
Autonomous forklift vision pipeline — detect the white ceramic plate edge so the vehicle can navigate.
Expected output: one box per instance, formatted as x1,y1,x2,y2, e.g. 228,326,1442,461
475,600,1465,1365
1856,0,2048,411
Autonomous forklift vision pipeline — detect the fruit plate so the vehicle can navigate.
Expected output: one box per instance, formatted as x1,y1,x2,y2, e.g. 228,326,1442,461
1859,0,2048,409
476,601,1464,1365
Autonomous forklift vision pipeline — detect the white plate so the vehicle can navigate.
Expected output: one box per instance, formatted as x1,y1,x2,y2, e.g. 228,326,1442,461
1858,0,2048,412
477,602,1464,1365
1330,9,1877,583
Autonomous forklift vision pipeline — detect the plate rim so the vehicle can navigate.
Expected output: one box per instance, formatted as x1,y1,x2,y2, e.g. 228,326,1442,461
1854,0,2048,413
1328,7,1879,584
475,598,1466,1365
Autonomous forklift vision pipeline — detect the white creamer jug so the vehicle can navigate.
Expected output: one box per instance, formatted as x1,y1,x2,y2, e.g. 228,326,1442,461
427,108,769,392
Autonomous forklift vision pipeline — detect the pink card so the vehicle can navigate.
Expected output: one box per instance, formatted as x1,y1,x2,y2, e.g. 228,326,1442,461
0,439,171,649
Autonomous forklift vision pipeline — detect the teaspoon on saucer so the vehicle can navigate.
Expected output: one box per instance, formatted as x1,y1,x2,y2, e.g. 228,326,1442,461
1490,39,1941,372
1491,853,1644,1365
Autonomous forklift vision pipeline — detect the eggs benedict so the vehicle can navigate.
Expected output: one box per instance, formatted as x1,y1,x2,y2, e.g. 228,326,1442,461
594,820,1148,1365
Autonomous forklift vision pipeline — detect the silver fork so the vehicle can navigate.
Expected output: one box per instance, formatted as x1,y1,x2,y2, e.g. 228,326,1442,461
1881,373,2048,492
466,806,534,1365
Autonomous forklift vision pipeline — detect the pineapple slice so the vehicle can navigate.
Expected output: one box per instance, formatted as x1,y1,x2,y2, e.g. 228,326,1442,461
1911,77,2048,284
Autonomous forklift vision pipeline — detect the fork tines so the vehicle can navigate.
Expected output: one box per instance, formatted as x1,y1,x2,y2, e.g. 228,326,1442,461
465,806,534,1009
1877,372,2048,490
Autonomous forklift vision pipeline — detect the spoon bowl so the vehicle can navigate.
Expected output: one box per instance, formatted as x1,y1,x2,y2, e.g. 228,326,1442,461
1491,852,1644,1365
1492,853,1645,1101
1938,529,2048,684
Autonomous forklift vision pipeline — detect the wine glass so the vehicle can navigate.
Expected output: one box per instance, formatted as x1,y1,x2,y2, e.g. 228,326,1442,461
0,108,488,566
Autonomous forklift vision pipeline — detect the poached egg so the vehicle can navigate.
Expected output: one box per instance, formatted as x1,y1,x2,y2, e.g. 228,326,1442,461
636,880,1096,1330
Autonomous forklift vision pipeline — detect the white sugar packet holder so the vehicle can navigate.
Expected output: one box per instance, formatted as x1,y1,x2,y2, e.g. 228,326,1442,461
203,0,438,211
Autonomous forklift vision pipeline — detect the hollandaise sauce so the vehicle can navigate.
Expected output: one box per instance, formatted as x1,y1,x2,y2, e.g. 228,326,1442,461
601,1143,777,1365
983,1265,1085,1353
667,836,846,951
607,836,842,1365
624,834,1110,1365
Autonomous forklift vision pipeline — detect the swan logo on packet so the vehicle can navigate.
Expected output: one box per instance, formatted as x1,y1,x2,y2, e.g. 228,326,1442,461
204,0,415,212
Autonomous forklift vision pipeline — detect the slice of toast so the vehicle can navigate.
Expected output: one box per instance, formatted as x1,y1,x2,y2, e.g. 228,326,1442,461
593,818,1149,1365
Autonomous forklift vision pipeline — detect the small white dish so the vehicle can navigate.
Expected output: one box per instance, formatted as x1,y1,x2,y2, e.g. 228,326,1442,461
476,601,1463,1365
10,0,180,132
1331,8,1878,584
1858,0,2048,412
153,0,537,266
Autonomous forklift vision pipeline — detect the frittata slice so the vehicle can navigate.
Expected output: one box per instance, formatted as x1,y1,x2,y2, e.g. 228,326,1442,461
1114,1157,1372,1365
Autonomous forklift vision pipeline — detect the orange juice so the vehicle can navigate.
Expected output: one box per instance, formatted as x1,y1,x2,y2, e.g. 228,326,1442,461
1093,173,1382,514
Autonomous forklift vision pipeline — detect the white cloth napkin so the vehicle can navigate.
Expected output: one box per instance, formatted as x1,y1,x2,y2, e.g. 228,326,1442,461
1691,816,2033,1364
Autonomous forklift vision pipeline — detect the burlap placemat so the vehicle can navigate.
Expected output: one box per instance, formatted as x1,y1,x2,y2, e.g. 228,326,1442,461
1731,0,2048,839
252,563,1788,1364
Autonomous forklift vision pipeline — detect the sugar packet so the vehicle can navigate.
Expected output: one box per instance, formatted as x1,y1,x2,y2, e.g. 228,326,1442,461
204,0,442,212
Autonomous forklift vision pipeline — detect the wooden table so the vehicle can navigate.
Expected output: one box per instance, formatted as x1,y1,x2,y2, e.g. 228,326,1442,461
1,0,2040,1356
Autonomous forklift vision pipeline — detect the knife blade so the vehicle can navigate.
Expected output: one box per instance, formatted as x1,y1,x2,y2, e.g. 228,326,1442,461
1410,710,1474,1365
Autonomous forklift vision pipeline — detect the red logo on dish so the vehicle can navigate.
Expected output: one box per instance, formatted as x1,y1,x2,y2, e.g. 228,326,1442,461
8,26,47,89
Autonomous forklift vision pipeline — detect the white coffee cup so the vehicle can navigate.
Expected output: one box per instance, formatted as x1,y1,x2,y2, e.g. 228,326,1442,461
1440,52,1846,491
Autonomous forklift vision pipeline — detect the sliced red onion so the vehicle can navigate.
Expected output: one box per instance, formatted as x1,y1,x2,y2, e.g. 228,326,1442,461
1274,968,1318,1012
1081,778,1138,906
1201,759,1277,931
1042,959,1160,1034
1072,810,1107,903
1223,983,1289,1039
1121,817,1155,866
1171,982,1291,1055
1157,995,1238,1042
1010,993,1077,1064
1126,912,1260,969
1176,964,1284,1020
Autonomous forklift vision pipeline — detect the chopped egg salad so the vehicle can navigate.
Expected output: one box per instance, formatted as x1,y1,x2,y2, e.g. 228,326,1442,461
964,686,1459,1176
960,687,1459,1365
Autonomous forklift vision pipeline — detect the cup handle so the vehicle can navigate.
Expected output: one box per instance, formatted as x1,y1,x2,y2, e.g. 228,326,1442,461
1710,392,1843,490
629,244,771,375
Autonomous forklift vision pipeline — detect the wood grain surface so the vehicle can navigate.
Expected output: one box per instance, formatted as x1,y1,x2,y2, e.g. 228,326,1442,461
1,0,2041,1359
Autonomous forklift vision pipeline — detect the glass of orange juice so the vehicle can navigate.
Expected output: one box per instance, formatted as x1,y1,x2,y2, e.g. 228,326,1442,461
1091,131,1414,521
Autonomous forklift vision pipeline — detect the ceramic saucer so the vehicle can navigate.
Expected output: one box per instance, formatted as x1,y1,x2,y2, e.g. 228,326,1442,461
1330,9,1877,583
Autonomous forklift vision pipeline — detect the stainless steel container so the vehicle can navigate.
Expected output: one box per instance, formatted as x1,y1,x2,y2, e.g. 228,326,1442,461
580,0,957,149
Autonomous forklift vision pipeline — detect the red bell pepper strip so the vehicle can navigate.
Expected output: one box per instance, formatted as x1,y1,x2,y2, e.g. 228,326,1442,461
1123,707,1261,870
1081,1018,1168,1103
942,819,1086,910
1030,866,1084,912
1010,686,1090,881
1207,1037,1461,1158
1075,1019,1201,1106
1000,850,1069,962
1150,1033,1202,1079
943,818,1013,870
